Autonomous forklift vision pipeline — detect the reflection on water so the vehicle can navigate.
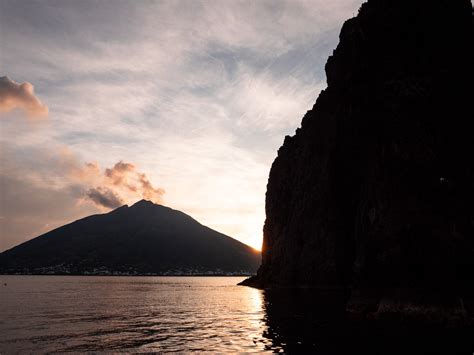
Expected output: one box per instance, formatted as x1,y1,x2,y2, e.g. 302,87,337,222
0,276,273,352
261,288,474,353
1,276,472,352
261,289,347,353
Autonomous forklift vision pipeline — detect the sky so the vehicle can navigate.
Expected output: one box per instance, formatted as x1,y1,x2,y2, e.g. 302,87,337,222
0,0,363,252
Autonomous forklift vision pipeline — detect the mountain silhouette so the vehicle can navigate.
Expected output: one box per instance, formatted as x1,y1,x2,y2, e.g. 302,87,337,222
0,200,261,275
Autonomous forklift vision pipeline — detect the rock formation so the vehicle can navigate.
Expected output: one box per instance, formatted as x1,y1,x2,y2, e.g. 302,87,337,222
242,0,473,322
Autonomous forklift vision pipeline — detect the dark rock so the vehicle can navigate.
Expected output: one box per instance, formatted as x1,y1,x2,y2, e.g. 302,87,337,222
243,0,474,322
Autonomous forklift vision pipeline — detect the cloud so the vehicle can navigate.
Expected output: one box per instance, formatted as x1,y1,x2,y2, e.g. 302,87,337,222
86,187,124,209
105,161,135,186
82,160,166,206
138,172,165,202
0,173,99,252
0,0,364,251
222,64,321,131
71,161,101,181
0,76,48,118
0,144,166,251
70,159,165,208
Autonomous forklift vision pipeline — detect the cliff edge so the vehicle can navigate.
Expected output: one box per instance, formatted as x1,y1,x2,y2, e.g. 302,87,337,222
242,0,473,322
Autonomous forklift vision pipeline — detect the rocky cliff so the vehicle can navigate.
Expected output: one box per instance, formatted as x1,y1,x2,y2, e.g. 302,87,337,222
243,0,473,320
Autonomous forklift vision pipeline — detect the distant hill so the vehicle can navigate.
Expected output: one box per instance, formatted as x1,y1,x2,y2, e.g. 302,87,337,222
0,200,261,275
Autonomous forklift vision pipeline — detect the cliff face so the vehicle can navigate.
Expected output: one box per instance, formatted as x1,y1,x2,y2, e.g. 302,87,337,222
249,0,473,293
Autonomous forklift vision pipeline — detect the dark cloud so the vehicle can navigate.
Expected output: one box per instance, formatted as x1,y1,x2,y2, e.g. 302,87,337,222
86,187,124,209
0,76,48,118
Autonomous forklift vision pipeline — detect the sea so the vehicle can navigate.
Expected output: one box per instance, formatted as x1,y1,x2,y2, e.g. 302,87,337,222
1,276,472,353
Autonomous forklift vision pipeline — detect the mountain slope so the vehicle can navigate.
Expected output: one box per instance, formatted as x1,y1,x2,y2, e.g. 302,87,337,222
0,200,261,275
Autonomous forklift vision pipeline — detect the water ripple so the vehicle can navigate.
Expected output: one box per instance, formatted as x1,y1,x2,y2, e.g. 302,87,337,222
0,276,275,352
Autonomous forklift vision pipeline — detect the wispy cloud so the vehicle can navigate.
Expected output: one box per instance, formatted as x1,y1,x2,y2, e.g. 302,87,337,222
0,0,363,251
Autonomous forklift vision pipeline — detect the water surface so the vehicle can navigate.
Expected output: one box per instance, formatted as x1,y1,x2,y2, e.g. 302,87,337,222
1,276,472,353
0,276,270,352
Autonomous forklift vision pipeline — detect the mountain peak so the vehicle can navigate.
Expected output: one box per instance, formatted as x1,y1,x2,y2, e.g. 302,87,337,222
0,201,260,275
131,199,157,208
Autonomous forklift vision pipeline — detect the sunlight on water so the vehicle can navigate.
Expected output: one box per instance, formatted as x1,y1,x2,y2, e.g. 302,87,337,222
0,276,280,352
1,276,471,352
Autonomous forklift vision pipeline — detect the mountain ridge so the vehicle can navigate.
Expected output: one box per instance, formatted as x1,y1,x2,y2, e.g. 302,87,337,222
0,199,260,275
